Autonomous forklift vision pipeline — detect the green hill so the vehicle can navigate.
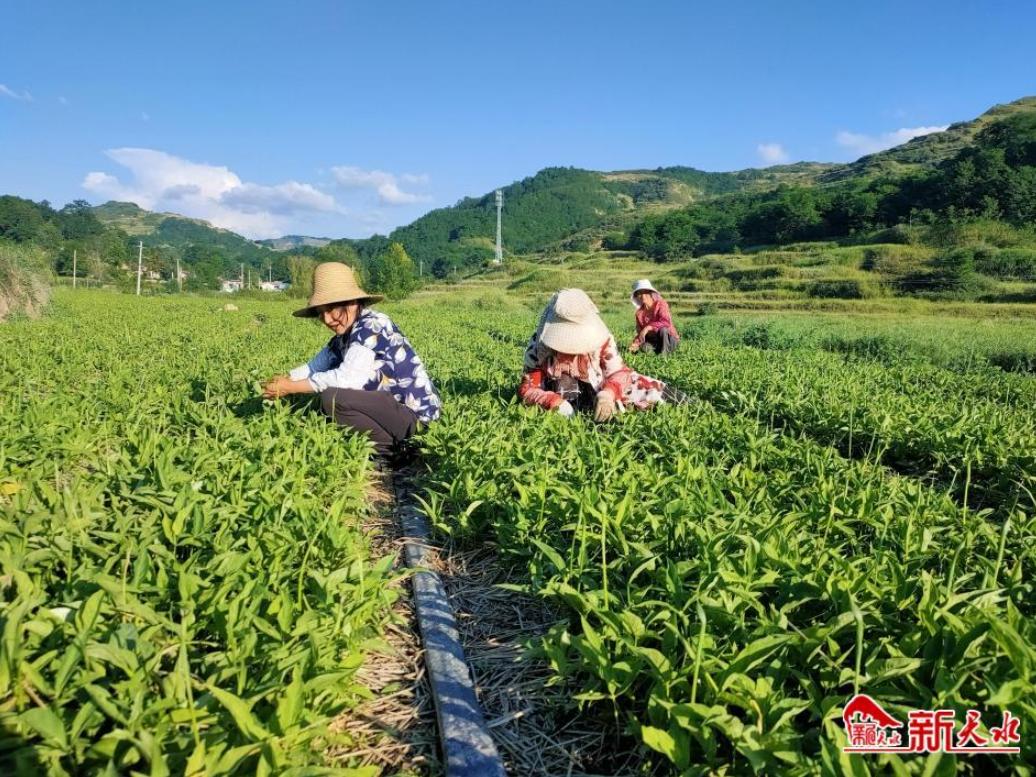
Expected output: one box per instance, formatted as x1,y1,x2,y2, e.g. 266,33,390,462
820,95,1036,183
91,201,274,264
256,235,332,251
384,162,847,274
12,94,1027,286
385,96,1036,272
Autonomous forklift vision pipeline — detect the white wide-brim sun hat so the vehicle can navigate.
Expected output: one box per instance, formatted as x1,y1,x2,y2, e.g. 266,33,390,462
630,278,658,307
293,262,383,317
539,288,612,354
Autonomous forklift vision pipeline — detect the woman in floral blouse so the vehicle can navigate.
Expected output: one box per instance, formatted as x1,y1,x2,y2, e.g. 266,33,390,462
262,262,440,457
518,288,680,421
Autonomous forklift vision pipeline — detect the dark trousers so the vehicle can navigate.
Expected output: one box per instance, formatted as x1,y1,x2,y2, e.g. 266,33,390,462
644,328,678,355
320,388,418,455
547,374,597,412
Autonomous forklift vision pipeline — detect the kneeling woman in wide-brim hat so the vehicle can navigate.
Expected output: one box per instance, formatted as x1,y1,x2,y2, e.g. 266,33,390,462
518,288,683,421
262,262,441,457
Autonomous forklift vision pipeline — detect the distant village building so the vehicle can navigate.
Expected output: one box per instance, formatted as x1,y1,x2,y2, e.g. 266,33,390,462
259,280,288,292
221,279,244,293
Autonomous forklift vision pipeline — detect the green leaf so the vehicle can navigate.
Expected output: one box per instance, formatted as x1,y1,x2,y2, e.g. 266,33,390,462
530,539,566,573
639,724,689,769
209,686,271,742
275,668,305,733
21,707,68,749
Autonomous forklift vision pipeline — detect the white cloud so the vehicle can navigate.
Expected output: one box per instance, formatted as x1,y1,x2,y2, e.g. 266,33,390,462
82,148,341,239
222,181,337,215
331,166,431,205
836,125,949,157
0,84,33,101
756,143,790,165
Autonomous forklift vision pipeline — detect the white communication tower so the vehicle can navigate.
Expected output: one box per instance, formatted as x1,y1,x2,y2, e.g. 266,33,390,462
494,189,503,264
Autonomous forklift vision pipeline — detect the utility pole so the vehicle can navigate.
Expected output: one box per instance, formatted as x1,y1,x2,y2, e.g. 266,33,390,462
494,189,503,264
240,263,244,291
176,255,182,292
419,259,423,277
136,241,143,295
72,249,77,289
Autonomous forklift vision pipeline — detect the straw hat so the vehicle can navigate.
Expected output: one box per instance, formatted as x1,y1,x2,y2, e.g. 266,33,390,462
539,288,611,354
630,278,658,307
293,262,382,318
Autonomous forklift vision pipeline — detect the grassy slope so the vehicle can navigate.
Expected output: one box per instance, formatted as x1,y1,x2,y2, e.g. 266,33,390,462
92,201,274,261
819,95,1036,183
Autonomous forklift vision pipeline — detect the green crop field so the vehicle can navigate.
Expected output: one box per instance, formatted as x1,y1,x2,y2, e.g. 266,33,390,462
402,293,1035,775
0,291,398,775
2,287,1034,775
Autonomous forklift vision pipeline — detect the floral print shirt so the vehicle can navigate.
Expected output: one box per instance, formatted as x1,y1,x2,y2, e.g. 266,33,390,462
289,309,441,423
518,333,665,411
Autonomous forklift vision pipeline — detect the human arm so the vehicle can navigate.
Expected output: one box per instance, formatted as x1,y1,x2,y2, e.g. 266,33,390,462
262,375,315,399
517,337,568,413
268,334,378,397
595,337,632,421
518,368,566,411
264,345,336,398
305,344,377,392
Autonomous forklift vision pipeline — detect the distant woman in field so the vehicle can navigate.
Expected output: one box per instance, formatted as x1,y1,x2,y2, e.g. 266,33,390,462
629,279,679,355
262,262,440,459
519,288,683,421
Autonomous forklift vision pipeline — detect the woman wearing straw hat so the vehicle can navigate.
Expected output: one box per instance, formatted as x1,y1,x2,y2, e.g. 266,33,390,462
518,288,675,421
262,262,440,458
629,279,679,355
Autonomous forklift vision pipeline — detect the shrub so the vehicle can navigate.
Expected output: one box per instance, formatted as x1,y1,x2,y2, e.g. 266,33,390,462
860,244,933,276
988,347,1036,374
974,247,1036,280
0,242,50,320
863,224,924,245
931,247,979,291
724,266,789,289
740,321,801,350
822,333,917,365
601,231,629,250
807,279,882,299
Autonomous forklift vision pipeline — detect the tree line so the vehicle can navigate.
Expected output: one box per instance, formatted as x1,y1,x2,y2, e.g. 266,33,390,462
0,197,421,299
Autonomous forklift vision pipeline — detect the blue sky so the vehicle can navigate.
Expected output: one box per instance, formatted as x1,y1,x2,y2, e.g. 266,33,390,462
1,1,1033,239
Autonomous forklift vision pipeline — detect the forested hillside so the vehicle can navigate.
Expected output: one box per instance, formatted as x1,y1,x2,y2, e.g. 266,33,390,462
3,96,1034,292
626,110,1036,259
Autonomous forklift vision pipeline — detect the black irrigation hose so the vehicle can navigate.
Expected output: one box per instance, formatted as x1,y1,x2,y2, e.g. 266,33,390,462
393,471,507,777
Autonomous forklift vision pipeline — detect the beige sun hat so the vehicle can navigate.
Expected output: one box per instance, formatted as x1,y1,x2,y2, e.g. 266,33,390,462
293,262,383,318
630,278,658,307
538,288,612,354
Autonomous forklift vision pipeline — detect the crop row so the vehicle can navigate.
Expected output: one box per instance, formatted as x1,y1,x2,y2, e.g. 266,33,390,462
0,292,394,775
399,301,1036,775
632,341,1036,511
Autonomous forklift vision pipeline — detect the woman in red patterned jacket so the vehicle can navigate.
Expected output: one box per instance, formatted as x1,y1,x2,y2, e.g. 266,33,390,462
518,288,681,421
629,279,679,355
